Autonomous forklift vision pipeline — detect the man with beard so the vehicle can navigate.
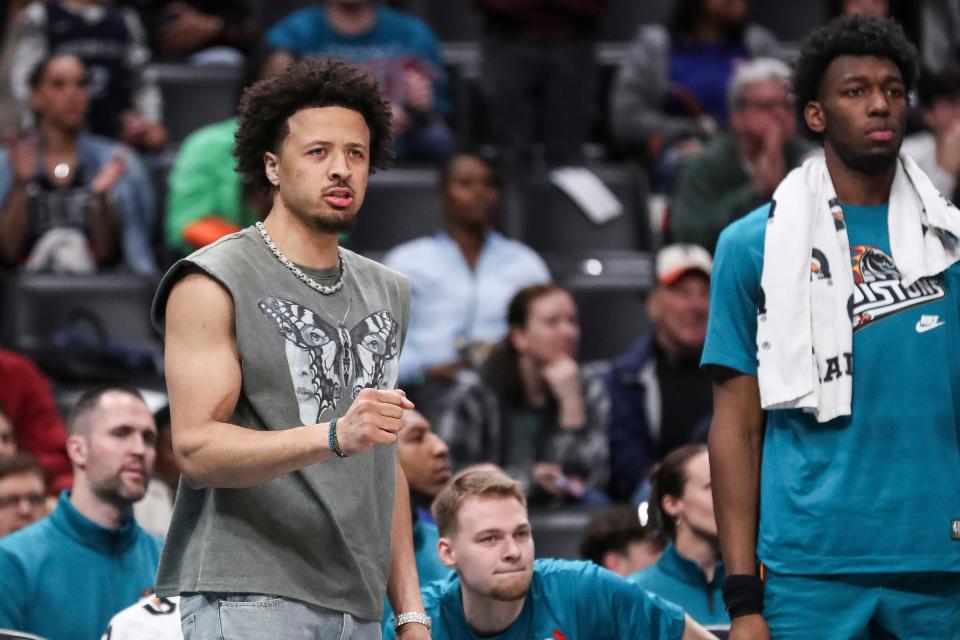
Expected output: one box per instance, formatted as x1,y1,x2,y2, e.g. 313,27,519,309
705,16,960,639
153,58,429,639
0,387,162,640
395,467,717,640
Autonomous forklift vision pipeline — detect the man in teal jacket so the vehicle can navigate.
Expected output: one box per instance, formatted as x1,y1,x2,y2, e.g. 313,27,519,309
0,387,162,640
384,467,718,640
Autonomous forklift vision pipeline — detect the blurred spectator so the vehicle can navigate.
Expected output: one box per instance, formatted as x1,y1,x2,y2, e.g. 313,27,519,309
265,0,456,163
0,54,157,274
102,593,181,640
383,152,550,388
0,454,47,537
0,1,32,132
919,0,960,74
0,407,16,457
0,386,162,640
163,48,290,256
125,0,257,62
902,63,960,201
829,0,890,17
473,0,607,166
0,348,72,494
610,0,783,165
384,467,715,640
606,245,712,503
381,409,453,633
669,58,814,253
580,504,664,576
10,0,167,151
631,445,727,627
437,284,610,506
133,404,176,538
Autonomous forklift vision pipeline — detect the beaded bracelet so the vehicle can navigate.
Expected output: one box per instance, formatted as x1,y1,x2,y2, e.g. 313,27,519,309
328,417,346,458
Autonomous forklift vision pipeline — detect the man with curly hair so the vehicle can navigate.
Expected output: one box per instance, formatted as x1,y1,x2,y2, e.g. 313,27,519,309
704,16,960,639
151,58,431,639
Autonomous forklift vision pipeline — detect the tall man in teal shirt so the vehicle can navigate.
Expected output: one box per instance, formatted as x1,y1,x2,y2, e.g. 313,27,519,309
705,16,960,639
386,467,717,640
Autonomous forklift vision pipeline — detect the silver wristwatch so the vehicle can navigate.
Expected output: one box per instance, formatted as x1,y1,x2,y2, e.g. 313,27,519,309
394,611,432,631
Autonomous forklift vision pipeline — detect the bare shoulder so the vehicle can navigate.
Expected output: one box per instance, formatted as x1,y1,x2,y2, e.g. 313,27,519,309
166,271,234,333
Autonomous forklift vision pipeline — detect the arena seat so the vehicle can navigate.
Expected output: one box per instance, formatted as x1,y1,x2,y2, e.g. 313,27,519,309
599,0,671,40
0,273,161,384
152,64,242,143
544,249,654,361
405,0,482,42
508,163,652,253
345,167,442,254
528,508,594,560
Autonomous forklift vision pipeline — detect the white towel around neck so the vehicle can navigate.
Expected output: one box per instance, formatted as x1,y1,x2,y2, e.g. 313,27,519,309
757,154,960,422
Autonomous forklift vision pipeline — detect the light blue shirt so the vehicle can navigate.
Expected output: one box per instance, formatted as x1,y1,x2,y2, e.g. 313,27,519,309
703,203,960,575
383,231,550,382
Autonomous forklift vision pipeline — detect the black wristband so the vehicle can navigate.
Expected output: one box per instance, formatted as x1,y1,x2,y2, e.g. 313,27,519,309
722,574,764,619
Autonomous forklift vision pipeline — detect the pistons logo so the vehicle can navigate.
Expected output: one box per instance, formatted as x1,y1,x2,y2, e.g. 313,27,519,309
849,245,944,330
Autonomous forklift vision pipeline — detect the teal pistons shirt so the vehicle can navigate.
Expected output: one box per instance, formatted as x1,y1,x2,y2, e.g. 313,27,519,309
703,203,960,575
387,559,685,640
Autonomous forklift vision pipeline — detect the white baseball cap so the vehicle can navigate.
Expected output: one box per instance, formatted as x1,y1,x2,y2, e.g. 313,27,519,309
656,243,713,286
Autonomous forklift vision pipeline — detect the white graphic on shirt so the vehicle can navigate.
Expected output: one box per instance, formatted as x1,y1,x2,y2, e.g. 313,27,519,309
849,246,945,331
258,296,400,425
915,314,946,333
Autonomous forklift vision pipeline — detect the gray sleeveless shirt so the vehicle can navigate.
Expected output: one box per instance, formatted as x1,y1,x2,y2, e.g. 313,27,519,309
151,227,410,621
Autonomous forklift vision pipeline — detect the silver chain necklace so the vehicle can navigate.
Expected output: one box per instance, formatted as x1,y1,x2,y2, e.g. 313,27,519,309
255,221,345,296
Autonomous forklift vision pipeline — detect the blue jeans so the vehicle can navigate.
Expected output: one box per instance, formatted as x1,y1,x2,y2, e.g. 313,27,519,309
180,593,381,640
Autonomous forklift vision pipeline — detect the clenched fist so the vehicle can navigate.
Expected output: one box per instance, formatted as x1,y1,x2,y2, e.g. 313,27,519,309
334,388,415,456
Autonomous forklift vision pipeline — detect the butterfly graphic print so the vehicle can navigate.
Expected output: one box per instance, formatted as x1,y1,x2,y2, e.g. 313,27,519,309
257,296,400,425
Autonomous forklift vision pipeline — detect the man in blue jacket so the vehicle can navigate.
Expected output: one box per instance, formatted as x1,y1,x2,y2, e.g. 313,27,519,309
606,244,713,502
0,386,162,640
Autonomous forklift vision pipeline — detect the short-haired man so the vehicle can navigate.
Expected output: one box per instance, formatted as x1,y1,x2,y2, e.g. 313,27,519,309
155,58,428,639
670,58,814,253
706,16,960,638
0,387,161,640
0,453,47,537
580,504,664,576
606,244,713,503
390,468,717,640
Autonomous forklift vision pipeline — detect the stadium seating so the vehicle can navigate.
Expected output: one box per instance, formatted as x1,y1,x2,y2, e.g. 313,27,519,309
346,167,443,254
508,163,653,253
0,273,162,384
529,508,594,560
545,248,653,361
152,64,243,143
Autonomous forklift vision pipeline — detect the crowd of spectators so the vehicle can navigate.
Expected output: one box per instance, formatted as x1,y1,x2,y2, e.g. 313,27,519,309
2,0,960,637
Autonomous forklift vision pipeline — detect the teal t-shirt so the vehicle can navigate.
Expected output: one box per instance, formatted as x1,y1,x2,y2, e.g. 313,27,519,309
703,203,960,575
631,542,728,626
386,558,685,640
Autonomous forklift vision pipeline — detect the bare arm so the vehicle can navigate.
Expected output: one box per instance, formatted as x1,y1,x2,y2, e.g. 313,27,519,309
387,464,429,639
0,181,29,263
165,272,411,488
681,614,720,639
707,367,769,638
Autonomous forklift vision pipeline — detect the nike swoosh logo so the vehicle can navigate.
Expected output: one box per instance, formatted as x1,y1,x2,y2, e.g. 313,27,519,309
916,320,946,333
